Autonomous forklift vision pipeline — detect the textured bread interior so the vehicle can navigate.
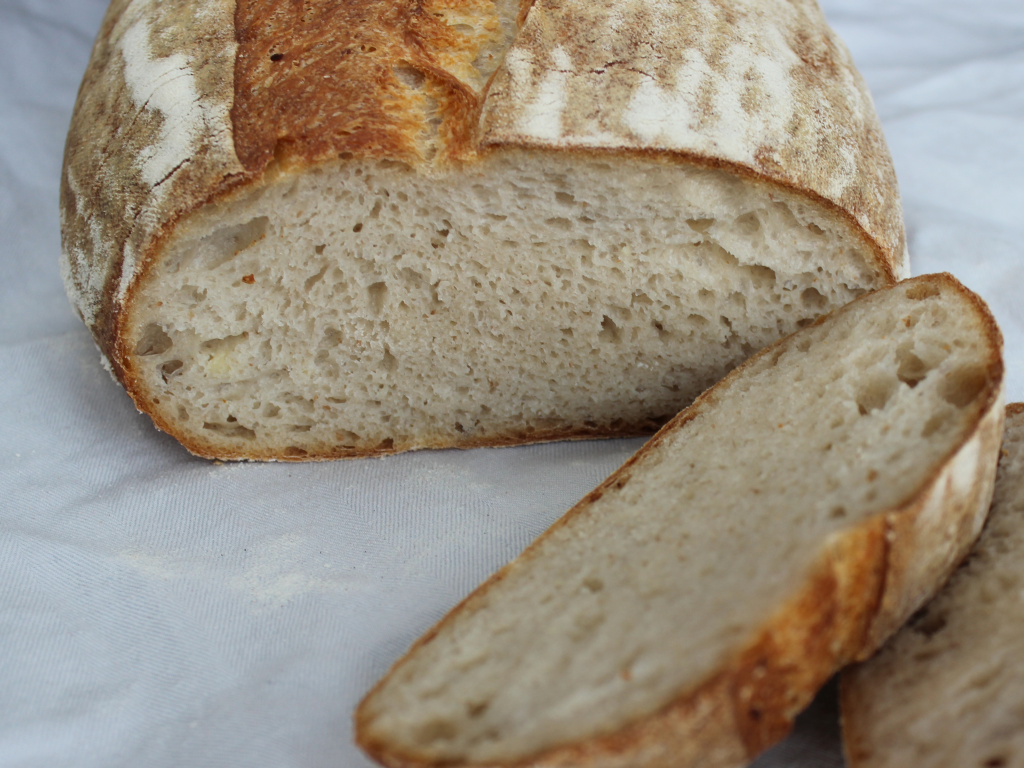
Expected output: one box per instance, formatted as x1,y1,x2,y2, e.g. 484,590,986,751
357,277,997,764
843,408,1024,768
127,150,886,458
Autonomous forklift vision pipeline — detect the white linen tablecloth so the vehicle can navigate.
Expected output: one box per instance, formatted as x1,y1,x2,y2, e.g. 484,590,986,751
1,1,1021,765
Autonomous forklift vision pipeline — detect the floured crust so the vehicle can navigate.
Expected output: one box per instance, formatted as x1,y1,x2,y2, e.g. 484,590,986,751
355,274,1004,768
61,0,908,460
479,0,906,283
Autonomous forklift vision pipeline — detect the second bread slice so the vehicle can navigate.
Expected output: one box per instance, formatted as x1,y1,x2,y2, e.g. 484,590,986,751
357,273,1005,768
841,404,1024,768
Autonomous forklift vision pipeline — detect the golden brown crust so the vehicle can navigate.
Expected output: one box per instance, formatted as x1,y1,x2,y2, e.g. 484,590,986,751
231,0,502,174
354,274,1004,768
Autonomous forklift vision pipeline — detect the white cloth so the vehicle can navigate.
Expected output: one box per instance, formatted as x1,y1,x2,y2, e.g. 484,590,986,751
1,1,1021,766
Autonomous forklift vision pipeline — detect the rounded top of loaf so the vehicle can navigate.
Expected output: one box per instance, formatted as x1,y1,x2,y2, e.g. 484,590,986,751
61,0,906,368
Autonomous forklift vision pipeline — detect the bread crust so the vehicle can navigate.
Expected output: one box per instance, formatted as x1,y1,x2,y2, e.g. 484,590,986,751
355,274,1005,768
62,0,909,460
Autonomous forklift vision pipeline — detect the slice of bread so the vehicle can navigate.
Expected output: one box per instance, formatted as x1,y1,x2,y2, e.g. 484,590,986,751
841,404,1024,768
62,0,908,460
355,273,1005,768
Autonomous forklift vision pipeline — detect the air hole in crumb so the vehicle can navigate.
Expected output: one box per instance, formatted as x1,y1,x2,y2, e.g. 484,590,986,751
321,327,343,348
263,403,281,418
352,222,363,233
467,701,490,718
598,316,622,344
906,282,941,301
201,333,246,353
745,265,776,286
368,282,388,314
203,422,256,440
305,266,328,291
382,347,398,373
190,216,268,270
584,577,604,592
735,212,761,235
284,446,308,457
336,429,360,445
939,365,988,408
686,218,714,233
555,191,576,205
136,324,173,356
855,375,897,415
801,287,826,310
687,313,709,328
160,359,184,382
378,438,395,451
269,52,284,62
830,506,847,519
984,757,1008,767
807,223,826,236
454,422,465,433
631,291,653,307
896,346,932,388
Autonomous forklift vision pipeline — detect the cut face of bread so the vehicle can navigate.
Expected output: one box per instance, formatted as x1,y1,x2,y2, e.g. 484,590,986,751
841,405,1024,768
127,151,883,459
355,274,1004,768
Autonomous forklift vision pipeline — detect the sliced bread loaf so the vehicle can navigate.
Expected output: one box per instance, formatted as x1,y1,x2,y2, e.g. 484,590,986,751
62,0,907,460
355,273,1004,768
841,404,1024,768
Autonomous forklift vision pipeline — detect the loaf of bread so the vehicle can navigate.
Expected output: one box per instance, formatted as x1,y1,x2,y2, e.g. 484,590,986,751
62,0,908,459
355,274,1004,768
841,404,1024,768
